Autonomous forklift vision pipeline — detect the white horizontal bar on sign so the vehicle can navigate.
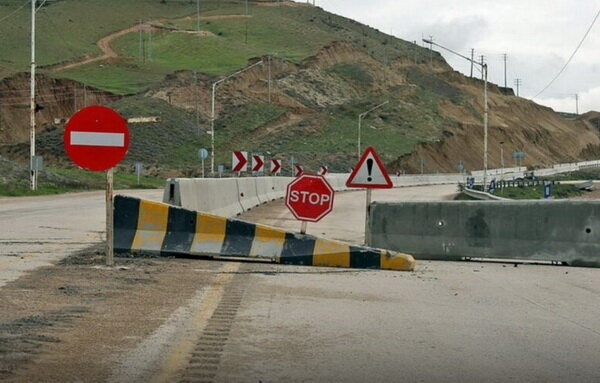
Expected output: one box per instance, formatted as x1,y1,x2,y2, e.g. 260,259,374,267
70,131,125,147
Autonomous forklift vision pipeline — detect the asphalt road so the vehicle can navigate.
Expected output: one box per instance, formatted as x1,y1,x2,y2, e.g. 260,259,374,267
1,185,599,382
0,189,163,287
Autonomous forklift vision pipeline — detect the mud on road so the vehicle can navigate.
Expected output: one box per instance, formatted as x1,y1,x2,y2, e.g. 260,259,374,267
0,247,227,382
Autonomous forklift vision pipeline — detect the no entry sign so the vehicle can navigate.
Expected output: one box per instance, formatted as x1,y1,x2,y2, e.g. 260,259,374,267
64,106,130,171
285,174,334,222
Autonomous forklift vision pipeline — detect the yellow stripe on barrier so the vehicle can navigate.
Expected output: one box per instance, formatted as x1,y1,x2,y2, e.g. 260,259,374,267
380,250,415,271
250,225,286,259
131,200,169,252
313,239,350,268
190,213,227,256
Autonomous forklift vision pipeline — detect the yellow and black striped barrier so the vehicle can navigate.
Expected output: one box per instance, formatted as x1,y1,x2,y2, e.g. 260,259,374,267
114,196,415,271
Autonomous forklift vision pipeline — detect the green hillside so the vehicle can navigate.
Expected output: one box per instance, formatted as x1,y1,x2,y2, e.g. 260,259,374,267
1,0,427,93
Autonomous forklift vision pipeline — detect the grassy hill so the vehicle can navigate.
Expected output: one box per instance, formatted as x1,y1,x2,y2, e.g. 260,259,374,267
1,0,598,182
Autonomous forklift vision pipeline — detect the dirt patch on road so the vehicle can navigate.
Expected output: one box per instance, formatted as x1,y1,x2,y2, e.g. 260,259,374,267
0,247,226,382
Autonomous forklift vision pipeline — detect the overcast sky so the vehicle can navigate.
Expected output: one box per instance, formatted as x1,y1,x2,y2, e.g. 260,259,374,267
316,0,600,114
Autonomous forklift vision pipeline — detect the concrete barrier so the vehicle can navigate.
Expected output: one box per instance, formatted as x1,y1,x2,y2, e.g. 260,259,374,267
236,178,261,211
255,177,273,204
174,178,243,217
114,195,415,271
369,200,600,267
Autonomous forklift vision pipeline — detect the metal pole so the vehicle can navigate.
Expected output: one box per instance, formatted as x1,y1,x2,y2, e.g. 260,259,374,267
209,60,263,174
300,221,307,235
148,21,152,61
503,53,507,88
364,188,372,245
267,55,271,104
106,168,114,266
500,142,504,180
483,64,489,189
470,48,474,78
357,114,362,159
194,70,200,136
30,0,38,191
139,19,143,60
201,158,205,178
196,0,200,33
211,82,216,174
575,94,579,115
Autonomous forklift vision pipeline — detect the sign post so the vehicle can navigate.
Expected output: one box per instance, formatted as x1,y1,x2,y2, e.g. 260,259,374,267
285,174,335,234
198,148,209,178
346,146,393,245
64,105,130,266
135,162,143,185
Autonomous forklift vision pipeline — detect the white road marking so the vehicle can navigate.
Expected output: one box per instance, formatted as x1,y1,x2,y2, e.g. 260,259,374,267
70,131,125,147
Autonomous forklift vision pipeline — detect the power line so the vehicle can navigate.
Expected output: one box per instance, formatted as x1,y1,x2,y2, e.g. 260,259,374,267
532,6,600,99
0,0,29,24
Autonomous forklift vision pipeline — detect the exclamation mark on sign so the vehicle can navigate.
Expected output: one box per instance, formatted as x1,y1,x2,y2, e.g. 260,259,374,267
367,158,373,182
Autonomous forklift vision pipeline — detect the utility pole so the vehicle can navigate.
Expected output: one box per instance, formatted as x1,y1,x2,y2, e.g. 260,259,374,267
30,0,37,190
575,94,579,115
267,55,272,104
480,55,485,80
503,53,507,88
470,48,474,77
244,0,249,44
428,35,433,70
148,21,152,61
196,0,201,33
194,70,200,135
139,19,143,60
83,83,87,106
514,78,522,96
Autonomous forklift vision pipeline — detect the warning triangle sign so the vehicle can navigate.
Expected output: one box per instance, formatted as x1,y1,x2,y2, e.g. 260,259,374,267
346,147,393,188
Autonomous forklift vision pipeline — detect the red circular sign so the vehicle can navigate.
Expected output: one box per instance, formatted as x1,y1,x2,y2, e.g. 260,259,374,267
285,175,335,222
64,105,130,171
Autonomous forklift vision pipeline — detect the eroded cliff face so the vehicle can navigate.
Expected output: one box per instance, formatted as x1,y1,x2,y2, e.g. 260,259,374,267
2,42,598,172
0,74,119,145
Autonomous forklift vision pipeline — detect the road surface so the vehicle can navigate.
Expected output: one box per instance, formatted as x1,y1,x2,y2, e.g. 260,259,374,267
0,189,163,287
1,185,599,382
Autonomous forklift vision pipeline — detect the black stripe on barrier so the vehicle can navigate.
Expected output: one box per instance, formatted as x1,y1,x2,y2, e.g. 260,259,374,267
349,246,381,269
279,233,315,265
162,206,196,255
221,219,256,257
113,196,140,253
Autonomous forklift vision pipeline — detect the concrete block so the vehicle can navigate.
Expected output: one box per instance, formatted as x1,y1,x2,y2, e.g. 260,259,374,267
114,195,415,271
370,200,600,267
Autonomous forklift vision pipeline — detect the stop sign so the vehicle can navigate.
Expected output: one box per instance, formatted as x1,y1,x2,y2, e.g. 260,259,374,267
285,174,335,222
64,105,130,171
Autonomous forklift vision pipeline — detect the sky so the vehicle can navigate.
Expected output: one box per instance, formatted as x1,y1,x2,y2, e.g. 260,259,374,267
316,0,600,114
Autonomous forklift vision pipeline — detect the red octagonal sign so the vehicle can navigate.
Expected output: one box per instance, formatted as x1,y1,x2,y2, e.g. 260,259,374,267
285,174,335,222
64,105,130,171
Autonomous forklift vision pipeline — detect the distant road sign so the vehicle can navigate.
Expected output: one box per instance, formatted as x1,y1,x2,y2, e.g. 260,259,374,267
318,165,328,176
294,165,304,177
64,105,130,171
252,155,264,172
544,183,552,199
271,159,282,175
232,151,248,172
346,147,392,188
198,148,209,159
285,174,335,222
